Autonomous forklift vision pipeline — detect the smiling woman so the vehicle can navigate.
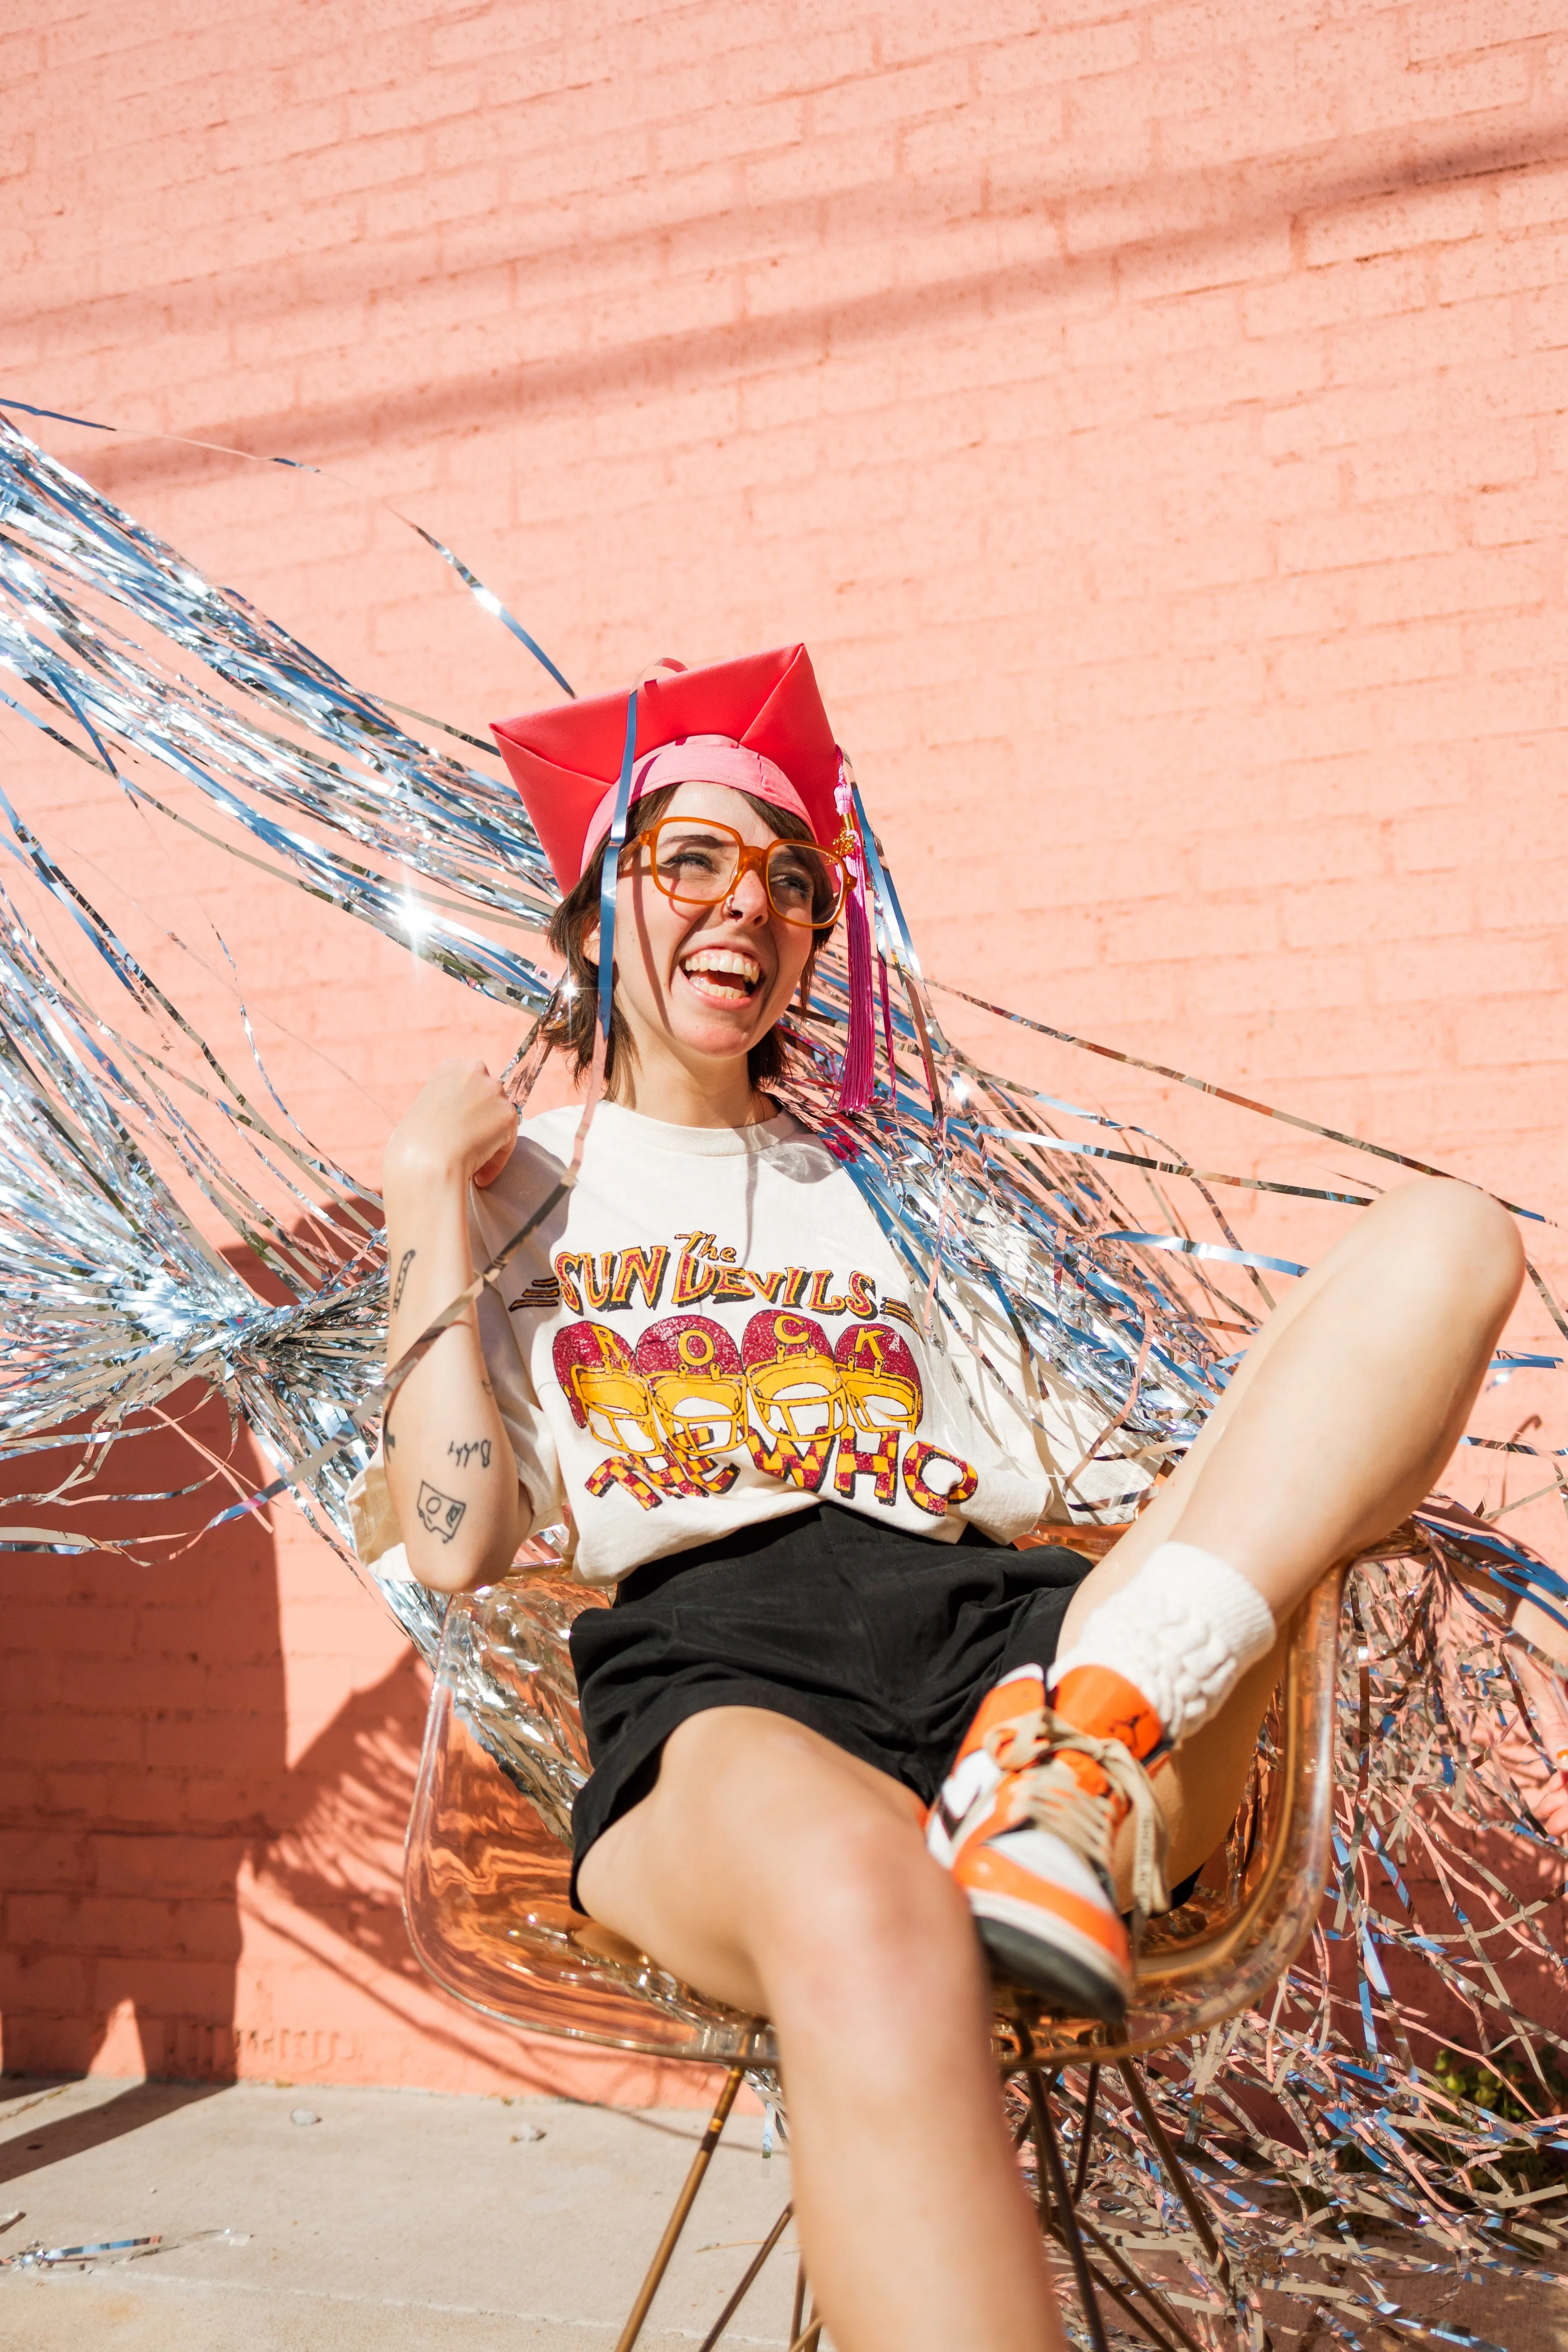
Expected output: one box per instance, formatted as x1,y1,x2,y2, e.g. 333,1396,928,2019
360,646,1524,2352
539,779,836,1106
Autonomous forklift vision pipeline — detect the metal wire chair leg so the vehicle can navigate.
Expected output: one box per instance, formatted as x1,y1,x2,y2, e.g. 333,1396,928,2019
1068,2206,1208,2352
1117,2059,1235,2302
695,2200,793,2352
784,2254,821,2352
1018,2068,1198,2352
614,2064,747,2352
1028,2066,1112,2352
1073,2063,1100,2203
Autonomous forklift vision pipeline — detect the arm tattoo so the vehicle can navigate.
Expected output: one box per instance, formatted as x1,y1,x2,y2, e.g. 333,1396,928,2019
392,1248,415,1311
449,1438,493,1470
416,1482,467,1543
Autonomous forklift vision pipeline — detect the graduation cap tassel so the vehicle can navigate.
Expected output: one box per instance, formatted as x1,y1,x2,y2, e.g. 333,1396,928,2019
835,751,875,1114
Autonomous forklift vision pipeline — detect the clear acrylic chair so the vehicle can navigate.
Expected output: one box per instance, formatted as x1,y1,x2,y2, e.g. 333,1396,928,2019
403,1551,1352,2352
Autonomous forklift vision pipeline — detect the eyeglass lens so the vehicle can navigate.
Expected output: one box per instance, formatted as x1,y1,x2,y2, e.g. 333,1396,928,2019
647,824,841,925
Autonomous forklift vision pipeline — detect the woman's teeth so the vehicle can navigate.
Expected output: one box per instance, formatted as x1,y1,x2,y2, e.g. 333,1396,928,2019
680,948,762,1003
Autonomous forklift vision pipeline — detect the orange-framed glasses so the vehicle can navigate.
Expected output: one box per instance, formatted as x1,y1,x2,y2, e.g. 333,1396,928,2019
625,815,848,931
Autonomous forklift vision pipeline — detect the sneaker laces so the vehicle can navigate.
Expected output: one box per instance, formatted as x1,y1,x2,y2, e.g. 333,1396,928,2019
985,1707,1171,1939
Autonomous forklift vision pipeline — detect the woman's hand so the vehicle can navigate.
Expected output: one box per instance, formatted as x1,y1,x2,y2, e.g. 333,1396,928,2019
383,1058,517,1198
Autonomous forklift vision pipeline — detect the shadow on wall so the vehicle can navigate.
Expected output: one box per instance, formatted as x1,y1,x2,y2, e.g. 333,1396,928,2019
0,1377,291,2083
254,1644,435,1990
0,1336,445,2092
66,120,1568,491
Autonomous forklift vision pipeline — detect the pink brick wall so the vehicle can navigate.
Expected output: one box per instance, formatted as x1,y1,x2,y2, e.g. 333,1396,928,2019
5,1,1568,2092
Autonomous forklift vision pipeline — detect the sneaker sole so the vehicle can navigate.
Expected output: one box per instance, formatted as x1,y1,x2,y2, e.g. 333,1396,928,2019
970,1902,1129,2029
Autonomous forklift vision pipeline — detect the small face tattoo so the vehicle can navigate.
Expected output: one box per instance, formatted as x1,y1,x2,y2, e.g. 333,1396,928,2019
416,1482,467,1543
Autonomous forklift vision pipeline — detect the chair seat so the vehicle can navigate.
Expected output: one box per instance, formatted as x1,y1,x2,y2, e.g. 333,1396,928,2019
403,1559,1347,2069
405,1649,770,2061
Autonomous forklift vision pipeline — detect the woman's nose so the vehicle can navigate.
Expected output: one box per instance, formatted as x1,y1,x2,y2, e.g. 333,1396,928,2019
724,862,772,920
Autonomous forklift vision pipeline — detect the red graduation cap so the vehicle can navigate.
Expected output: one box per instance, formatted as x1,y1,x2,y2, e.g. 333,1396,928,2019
491,644,841,891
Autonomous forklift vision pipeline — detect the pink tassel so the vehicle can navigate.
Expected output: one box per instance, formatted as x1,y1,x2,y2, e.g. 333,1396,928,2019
834,753,875,1114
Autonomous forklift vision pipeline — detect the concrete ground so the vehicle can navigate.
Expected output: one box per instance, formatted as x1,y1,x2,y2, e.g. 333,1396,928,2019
7,2073,1567,2352
0,2072,804,2349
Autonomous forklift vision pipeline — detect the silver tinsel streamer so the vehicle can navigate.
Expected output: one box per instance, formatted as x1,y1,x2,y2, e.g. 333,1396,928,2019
2,404,1567,2349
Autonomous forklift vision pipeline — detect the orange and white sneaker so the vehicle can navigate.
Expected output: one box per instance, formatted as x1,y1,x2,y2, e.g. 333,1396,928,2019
927,1664,1170,2027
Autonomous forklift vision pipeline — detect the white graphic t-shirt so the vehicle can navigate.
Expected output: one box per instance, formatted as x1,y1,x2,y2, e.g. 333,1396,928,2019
459,1101,1049,1584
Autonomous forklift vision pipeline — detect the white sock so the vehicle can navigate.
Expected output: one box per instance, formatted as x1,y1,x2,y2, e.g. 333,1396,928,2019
1047,1541,1276,1746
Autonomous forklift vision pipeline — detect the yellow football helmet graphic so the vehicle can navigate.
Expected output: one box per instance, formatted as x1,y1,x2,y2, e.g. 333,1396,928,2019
552,1321,662,1456
637,1316,747,1459
742,1310,847,1442
835,1321,923,1434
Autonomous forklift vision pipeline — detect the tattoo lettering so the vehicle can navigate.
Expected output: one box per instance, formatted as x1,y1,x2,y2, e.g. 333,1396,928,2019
392,1248,416,1310
416,1482,467,1544
448,1438,493,1471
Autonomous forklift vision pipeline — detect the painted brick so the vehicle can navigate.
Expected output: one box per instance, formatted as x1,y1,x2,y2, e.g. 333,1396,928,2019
875,0,1048,69
423,5,563,70
1243,252,1431,341
1496,162,1568,231
1382,670,1566,745
1148,1,1324,60
1153,330,1327,413
1276,620,1466,699
1348,420,1537,502
7,0,1568,2104
1302,185,1490,269
1409,0,1565,63
1344,49,1531,135
1120,221,1293,306
1158,85,1340,171
723,27,879,107
975,21,1143,94
1327,295,1516,388
1280,498,1463,574
1436,225,1568,304
1467,609,1568,673
1354,545,1550,625
1170,573,1357,652
1471,481,1568,545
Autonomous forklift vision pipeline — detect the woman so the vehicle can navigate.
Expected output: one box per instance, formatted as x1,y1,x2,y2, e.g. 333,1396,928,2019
376,646,1523,2352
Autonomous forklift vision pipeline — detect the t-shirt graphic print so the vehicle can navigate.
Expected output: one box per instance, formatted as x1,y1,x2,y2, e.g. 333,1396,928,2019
554,1277,978,1522
468,1103,1049,1584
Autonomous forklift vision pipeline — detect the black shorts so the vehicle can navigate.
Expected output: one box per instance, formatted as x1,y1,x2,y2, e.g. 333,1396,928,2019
567,1503,1096,1908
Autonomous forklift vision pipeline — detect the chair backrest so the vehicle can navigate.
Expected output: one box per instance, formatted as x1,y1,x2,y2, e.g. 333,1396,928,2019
403,1562,1347,2069
403,1575,770,2063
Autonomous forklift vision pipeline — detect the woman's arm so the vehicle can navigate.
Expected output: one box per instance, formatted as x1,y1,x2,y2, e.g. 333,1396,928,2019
381,1058,528,1594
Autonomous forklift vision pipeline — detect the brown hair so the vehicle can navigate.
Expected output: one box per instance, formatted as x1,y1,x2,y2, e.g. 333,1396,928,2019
542,782,824,1092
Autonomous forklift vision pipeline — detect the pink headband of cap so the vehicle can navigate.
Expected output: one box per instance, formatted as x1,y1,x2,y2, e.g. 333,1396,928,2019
579,735,813,877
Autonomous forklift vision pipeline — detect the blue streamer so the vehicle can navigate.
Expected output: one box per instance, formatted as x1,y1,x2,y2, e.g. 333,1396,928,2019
1100,1230,1308,1277
596,690,640,1047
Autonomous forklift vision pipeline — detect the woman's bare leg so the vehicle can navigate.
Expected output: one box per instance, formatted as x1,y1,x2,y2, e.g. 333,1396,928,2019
578,1705,1062,2352
1065,1178,1525,1890
1129,1630,1289,1894
1065,1177,1522,1629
